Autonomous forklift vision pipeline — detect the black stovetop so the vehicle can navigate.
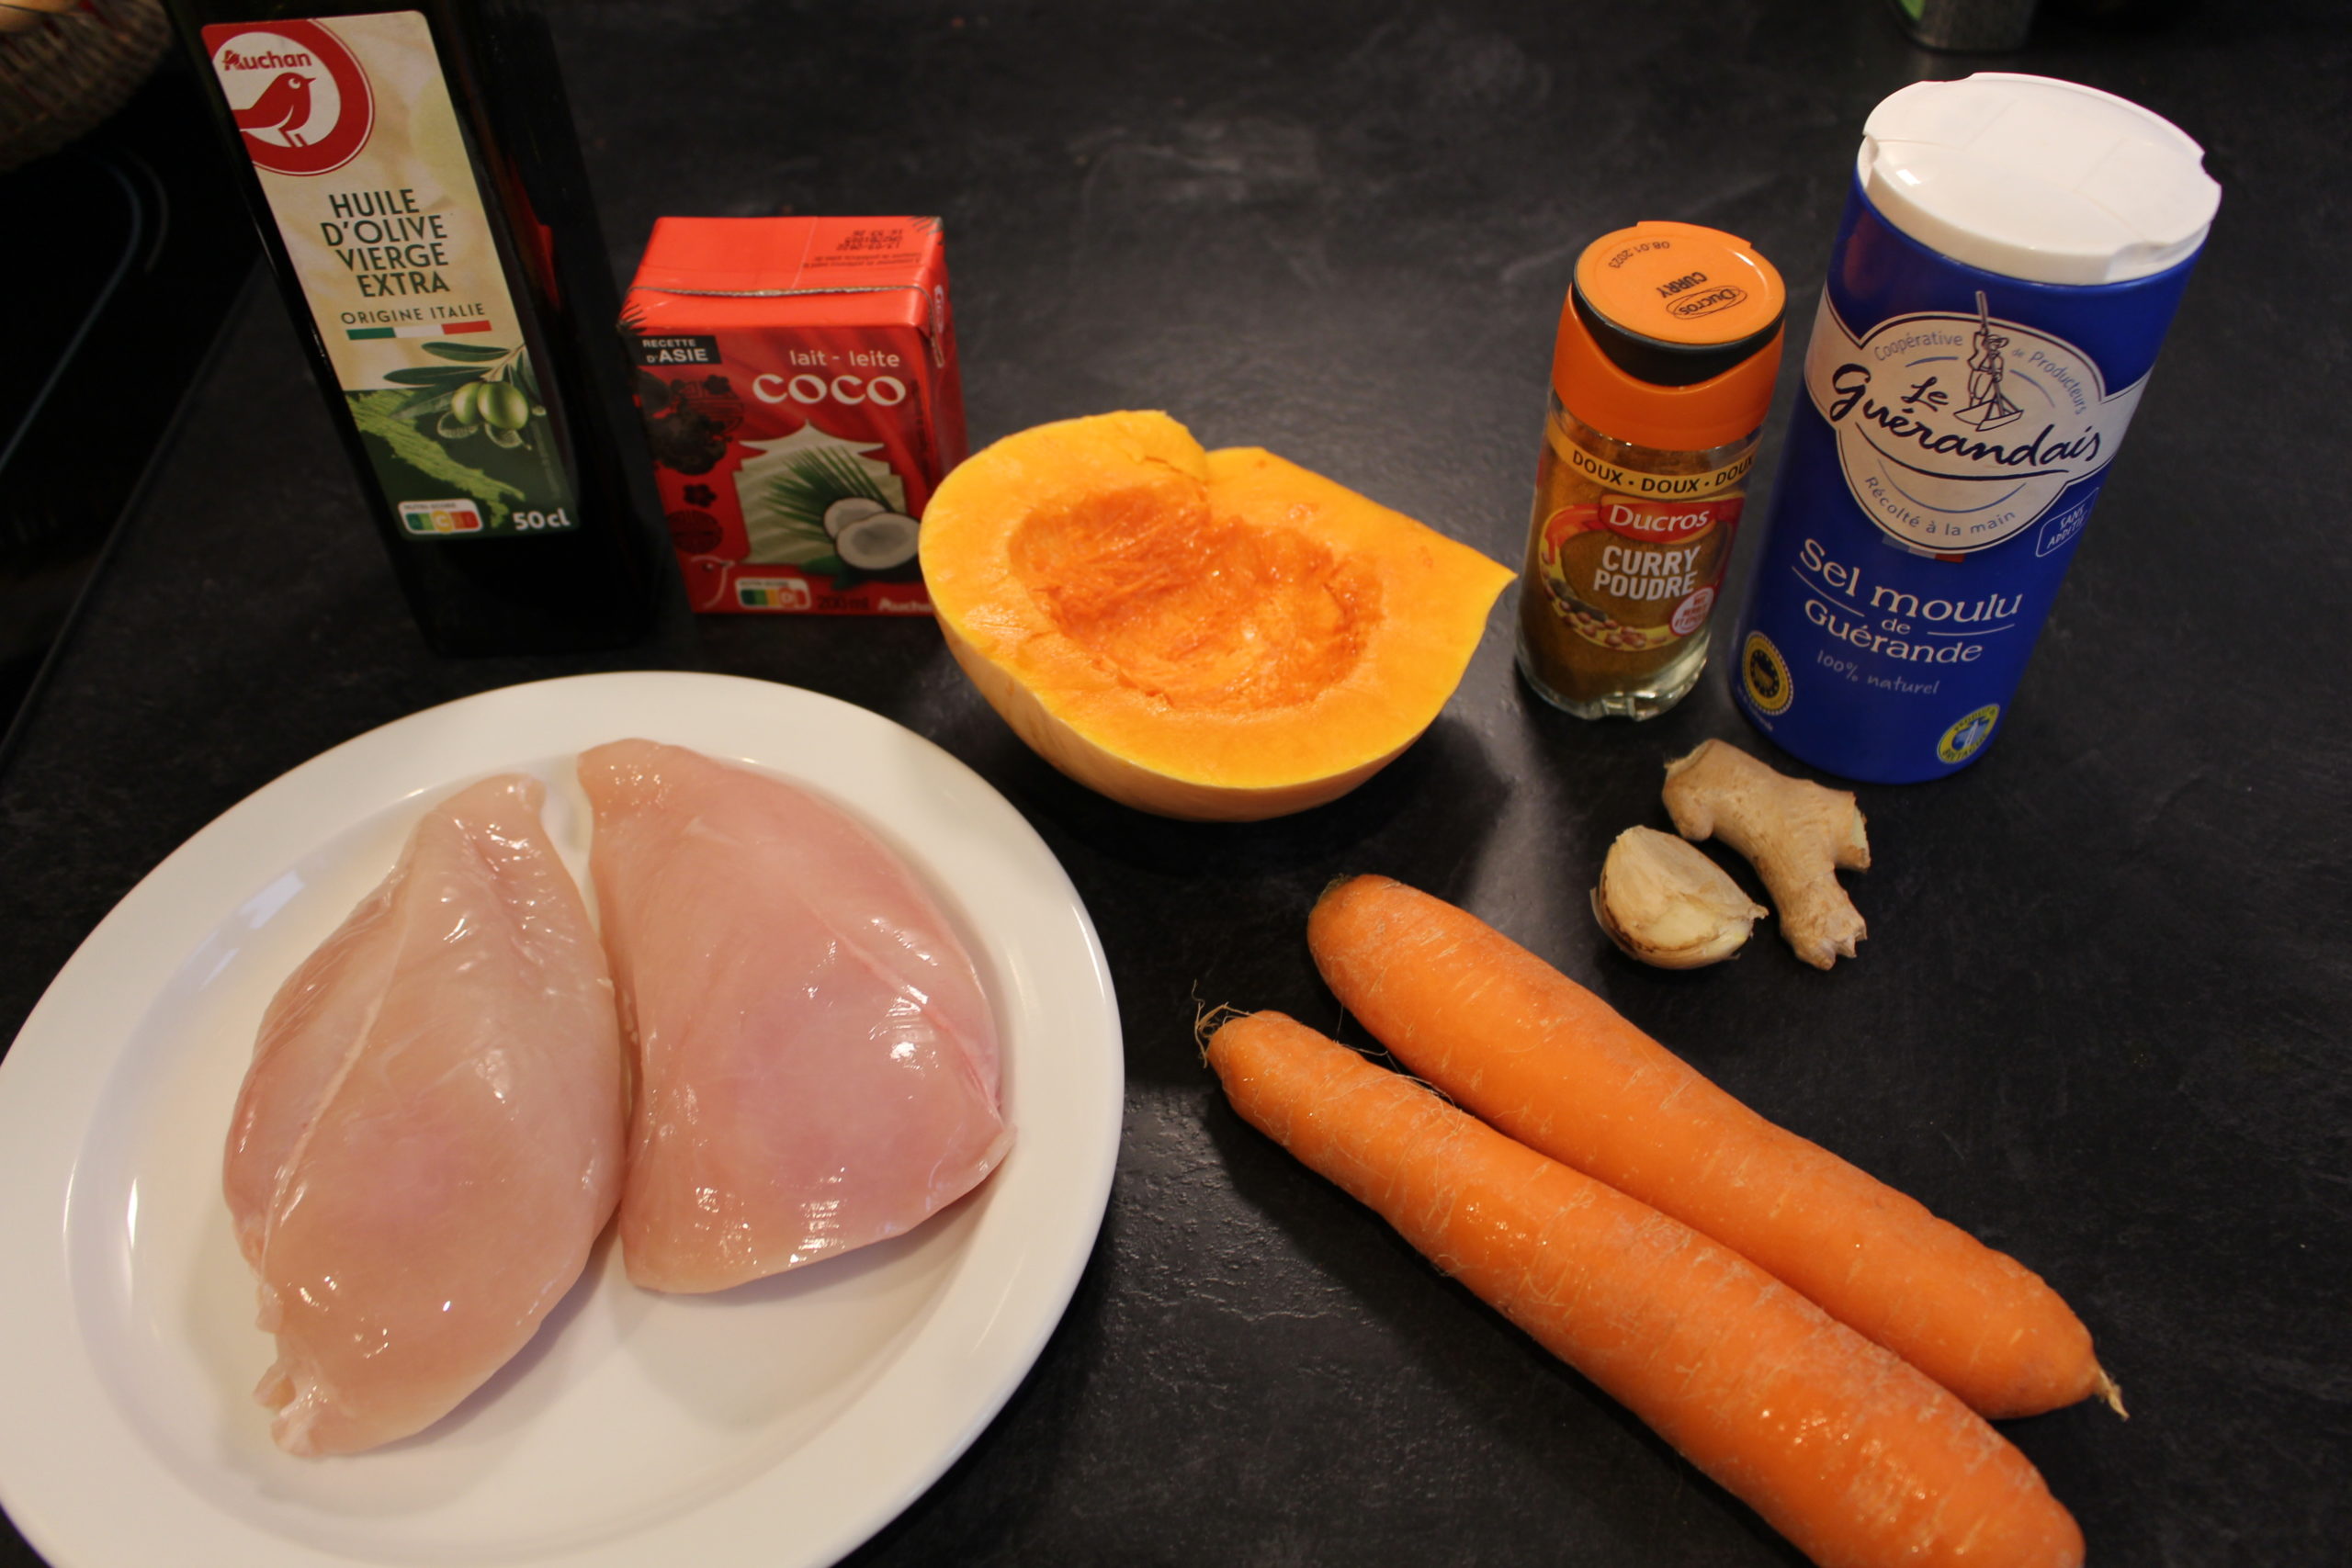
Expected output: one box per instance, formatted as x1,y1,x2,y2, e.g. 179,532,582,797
0,59,254,758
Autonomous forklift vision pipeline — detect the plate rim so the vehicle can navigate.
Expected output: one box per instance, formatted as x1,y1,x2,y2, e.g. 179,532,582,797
0,671,1124,1568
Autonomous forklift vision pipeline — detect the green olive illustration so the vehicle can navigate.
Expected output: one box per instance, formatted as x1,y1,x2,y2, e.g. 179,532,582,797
482,383,531,432
435,411,479,439
450,381,485,427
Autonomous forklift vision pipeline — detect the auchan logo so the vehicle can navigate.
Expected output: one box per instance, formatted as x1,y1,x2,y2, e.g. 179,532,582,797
203,20,373,177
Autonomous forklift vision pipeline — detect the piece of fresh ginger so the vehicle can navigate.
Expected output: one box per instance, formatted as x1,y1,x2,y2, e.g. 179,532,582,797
1662,739,1869,970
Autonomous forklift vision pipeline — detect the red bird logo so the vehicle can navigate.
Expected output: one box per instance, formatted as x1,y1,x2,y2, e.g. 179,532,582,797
232,73,315,145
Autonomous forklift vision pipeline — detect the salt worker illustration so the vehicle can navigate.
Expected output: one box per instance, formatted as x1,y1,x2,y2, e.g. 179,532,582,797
1957,290,2023,432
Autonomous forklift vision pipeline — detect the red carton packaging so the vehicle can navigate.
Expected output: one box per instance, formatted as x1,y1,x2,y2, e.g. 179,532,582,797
623,217,967,614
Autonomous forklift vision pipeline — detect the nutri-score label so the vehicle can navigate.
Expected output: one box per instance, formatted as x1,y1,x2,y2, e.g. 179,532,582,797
202,12,576,538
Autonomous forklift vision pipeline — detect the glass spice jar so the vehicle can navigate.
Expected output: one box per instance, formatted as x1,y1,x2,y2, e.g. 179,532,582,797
1517,221,1785,718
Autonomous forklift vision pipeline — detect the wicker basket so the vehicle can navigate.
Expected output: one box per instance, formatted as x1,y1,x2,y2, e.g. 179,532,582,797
0,0,172,174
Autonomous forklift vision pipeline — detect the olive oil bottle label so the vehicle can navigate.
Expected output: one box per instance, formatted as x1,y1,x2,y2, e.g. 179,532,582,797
202,12,576,537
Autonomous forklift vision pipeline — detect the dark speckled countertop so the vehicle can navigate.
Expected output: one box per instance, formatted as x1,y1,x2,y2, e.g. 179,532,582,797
3,2,2347,1564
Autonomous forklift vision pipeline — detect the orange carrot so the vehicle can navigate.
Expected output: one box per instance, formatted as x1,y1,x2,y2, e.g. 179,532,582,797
1307,874,2113,1420
1206,1010,2084,1568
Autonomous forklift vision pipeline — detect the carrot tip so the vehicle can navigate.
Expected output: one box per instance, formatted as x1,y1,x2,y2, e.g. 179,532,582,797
1193,998,1250,1063
2095,1367,2128,1419
1313,874,1362,909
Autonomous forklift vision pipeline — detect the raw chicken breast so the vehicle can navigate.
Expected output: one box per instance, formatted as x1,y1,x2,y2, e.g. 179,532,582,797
579,739,1011,1293
223,774,624,1456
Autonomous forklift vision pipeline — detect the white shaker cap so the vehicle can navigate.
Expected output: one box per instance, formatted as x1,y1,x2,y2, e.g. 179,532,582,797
1858,73,2221,285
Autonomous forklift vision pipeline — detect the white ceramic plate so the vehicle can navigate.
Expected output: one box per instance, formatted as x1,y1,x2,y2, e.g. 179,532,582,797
0,672,1123,1568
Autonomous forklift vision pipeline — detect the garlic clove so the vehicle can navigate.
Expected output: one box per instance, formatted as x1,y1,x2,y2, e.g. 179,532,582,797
1592,826,1768,970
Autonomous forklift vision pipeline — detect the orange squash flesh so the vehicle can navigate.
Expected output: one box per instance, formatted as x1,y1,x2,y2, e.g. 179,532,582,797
921,412,1512,820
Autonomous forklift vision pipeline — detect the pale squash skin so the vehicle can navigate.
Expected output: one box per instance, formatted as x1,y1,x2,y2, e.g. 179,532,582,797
921,411,1513,821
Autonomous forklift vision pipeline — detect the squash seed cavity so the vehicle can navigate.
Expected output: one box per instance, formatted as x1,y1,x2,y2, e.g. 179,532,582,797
1010,487,1379,711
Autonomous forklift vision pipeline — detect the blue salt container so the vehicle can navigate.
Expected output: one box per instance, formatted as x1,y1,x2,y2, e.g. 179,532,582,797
1730,74,2220,783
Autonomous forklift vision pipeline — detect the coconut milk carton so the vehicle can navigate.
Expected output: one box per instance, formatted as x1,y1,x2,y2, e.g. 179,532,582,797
1730,76,2218,781
623,217,966,615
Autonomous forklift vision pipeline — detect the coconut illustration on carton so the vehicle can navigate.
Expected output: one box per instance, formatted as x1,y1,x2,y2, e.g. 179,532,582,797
733,426,920,575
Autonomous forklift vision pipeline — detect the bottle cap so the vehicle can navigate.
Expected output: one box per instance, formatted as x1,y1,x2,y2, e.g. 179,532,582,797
1553,221,1785,451
1860,73,2221,286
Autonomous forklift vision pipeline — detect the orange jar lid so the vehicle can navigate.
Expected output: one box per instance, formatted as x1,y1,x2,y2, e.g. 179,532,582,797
1551,220,1785,451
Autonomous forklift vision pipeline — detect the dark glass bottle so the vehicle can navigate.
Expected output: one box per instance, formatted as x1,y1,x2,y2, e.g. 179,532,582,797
167,0,663,654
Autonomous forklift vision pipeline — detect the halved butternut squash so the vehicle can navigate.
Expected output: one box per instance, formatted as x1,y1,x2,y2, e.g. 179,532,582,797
920,411,1512,821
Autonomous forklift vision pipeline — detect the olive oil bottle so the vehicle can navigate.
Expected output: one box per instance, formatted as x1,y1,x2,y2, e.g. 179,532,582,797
167,0,663,653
